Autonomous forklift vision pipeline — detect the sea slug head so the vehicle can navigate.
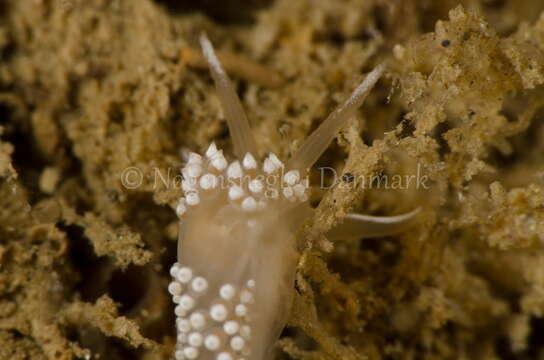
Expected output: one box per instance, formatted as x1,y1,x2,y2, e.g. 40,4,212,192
177,143,313,240
168,33,385,360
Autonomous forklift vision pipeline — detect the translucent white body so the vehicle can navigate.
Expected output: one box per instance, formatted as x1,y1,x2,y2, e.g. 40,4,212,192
168,33,420,360
175,194,310,359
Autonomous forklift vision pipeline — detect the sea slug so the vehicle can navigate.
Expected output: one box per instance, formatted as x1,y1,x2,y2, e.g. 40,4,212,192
167,33,419,360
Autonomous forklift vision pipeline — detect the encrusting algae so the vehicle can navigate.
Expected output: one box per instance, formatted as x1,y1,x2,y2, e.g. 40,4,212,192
1,0,544,359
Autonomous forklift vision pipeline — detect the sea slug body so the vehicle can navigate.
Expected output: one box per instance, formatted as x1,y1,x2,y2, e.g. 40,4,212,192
168,33,420,360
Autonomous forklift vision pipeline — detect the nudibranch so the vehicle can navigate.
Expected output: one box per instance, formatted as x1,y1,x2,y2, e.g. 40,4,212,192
168,34,420,360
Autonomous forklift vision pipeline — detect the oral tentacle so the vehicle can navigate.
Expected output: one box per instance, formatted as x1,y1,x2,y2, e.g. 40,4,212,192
287,63,386,171
326,207,422,241
199,33,258,158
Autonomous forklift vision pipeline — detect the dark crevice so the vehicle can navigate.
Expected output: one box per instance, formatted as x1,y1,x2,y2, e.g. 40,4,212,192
154,0,274,24
0,40,15,63
108,265,150,314
0,1,9,31
494,335,518,360
0,102,47,204
482,0,507,10
0,103,14,129
279,326,319,352
485,103,544,177
434,120,453,160
418,2,454,34
527,316,544,358
398,114,416,139
62,222,109,303
371,4,389,35
109,338,142,360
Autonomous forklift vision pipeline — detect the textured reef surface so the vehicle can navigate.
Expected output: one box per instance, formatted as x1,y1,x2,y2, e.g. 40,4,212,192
1,0,544,359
